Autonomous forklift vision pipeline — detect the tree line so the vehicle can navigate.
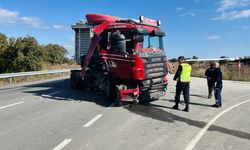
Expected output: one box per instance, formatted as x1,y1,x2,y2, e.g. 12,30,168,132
0,32,69,73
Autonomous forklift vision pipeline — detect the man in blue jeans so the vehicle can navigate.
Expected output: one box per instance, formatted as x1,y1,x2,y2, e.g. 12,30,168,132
205,63,215,99
212,62,223,108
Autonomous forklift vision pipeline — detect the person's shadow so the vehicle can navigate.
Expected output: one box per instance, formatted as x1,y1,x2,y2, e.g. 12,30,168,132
124,103,250,141
161,98,212,107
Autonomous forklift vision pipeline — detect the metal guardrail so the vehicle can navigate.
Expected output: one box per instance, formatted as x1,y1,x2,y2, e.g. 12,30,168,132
0,69,71,84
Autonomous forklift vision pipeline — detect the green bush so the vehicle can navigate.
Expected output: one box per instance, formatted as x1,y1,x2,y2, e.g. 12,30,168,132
0,33,68,73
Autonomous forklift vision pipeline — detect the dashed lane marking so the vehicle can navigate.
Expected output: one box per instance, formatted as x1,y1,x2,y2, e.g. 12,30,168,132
83,114,103,127
184,99,250,150
0,101,24,110
107,102,116,109
52,139,72,150
41,91,61,98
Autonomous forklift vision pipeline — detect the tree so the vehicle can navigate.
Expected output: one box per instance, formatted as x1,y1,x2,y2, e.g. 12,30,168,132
192,55,198,59
0,33,8,53
43,44,67,65
2,36,43,72
15,36,42,71
1,41,18,73
0,32,69,73
169,58,177,62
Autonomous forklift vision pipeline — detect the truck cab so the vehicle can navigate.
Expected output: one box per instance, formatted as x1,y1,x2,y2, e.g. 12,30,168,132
71,14,168,103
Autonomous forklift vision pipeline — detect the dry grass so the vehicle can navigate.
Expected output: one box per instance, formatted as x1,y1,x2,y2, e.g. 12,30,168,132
222,65,250,81
0,63,80,87
42,63,79,70
169,61,250,82
0,68,72,87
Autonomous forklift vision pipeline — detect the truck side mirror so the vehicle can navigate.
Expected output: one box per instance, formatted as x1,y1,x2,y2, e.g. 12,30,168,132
135,35,144,42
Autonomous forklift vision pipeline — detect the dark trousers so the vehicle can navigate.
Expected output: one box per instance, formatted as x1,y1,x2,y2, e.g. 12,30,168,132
214,87,222,106
207,79,214,96
175,82,190,106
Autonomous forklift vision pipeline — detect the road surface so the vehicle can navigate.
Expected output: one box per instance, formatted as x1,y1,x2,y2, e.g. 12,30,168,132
0,76,250,150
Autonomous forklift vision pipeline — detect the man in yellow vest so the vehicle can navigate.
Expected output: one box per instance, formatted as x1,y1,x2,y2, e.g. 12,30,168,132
172,56,192,112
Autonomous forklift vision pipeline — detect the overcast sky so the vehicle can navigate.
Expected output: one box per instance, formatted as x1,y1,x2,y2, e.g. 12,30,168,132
0,0,249,58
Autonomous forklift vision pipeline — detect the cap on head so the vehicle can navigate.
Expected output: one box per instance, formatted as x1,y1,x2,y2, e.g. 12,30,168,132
178,56,185,60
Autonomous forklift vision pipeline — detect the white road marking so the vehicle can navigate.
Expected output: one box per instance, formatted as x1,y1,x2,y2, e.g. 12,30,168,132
83,114,103,127
0,87,23,93
42,91,61,97
184,99,250,150
0,101,24,110
107,102,116,109
52,139,72,150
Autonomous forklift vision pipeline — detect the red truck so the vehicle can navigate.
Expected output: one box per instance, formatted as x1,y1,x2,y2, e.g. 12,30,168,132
71,14,168,104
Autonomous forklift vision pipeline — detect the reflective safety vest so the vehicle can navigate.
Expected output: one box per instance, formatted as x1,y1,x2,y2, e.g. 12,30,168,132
180,63,192,82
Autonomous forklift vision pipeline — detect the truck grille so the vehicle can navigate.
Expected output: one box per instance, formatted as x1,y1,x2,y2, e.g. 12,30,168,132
143,56,166,79
140,56,168,95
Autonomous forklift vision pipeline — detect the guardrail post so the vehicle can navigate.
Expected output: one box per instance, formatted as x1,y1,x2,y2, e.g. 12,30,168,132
9,78,12,85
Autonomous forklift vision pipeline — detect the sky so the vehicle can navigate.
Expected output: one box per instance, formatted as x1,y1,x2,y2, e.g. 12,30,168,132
0,0,250,59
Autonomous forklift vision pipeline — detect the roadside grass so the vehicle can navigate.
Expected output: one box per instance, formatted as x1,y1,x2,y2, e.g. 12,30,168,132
41,63,78,70
169,62,250,82
191,63,250,82
0,63,79,87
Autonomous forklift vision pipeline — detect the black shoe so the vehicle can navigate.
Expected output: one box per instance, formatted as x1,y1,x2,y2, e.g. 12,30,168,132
183,107,189,112
208,95,213,99
211,104,220,108
172,105,179,110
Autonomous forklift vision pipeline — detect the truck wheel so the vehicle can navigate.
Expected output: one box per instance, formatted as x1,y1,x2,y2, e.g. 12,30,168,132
103,79,116,100
70,71,84,90
138,92,151,104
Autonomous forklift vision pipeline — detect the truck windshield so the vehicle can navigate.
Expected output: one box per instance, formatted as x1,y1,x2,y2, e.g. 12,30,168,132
143,35,163,50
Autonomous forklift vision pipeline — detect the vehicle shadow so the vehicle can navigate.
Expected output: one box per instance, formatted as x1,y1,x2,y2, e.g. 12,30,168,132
22,79,113,107
22,79,250,140
124,104,250,140
170,91,208,99
160,98,212,107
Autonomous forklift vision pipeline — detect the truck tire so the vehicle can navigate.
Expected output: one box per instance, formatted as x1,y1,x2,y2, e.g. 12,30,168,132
103,79,116,100
139,90,162,104
70,71,84,90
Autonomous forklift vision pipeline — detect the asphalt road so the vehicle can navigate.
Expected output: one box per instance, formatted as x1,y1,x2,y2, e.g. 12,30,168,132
0,75,250,150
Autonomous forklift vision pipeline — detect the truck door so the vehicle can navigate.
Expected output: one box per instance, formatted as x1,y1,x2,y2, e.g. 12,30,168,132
105,30,134,80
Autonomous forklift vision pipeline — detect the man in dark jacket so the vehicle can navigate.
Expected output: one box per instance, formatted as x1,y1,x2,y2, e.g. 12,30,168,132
212,62,223,108
172,56,192,112
205,63,215,98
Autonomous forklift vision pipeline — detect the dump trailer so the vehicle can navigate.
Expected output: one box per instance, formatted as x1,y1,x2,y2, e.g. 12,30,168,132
71,14,168,104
